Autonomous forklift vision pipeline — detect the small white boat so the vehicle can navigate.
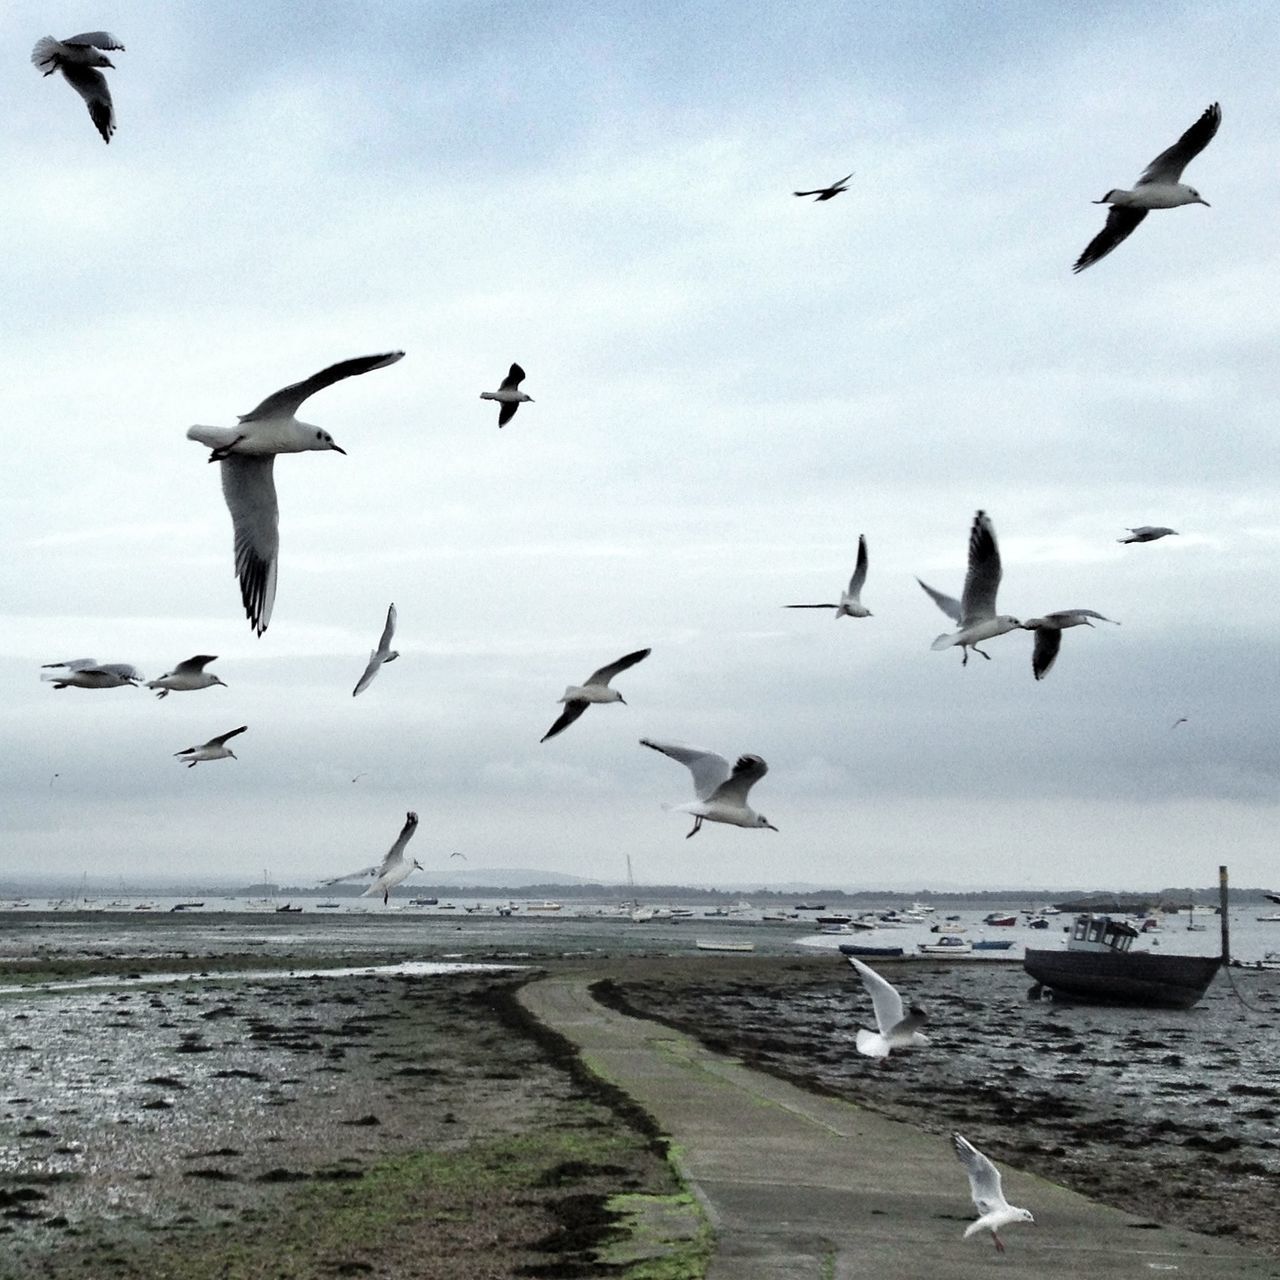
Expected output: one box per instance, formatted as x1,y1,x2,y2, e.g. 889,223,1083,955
918,935,973,956
695,939,755,953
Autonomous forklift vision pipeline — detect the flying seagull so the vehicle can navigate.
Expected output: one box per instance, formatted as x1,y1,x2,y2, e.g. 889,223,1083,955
639,739,777,838
1020,610,1119,681
917,511,1021,664
187,351,405,636
1073,103,1220,274
847,957,928,1059
480,363,533,427
541,648,651,742
353,604,399,697
793,172,853,201
174,725,247,768
41,659,141,689
785,534,871,618
146,655,226,699
322,811,422,905
952,1133,1035,1252
32,32,123,144
1119,526,1178,543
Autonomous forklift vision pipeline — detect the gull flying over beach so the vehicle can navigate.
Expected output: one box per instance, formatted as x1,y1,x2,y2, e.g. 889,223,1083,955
187,351,405,636
174,725,246,768
639,739,777,838
1021,611,1119,681
480,363,533,427
793,172,852,201
146,655,226,698
353,604,399,697
32,32,124,144
1119,526,1178,543
41,659,141,689
952,1132,1034,1252
541,648,651,742
1073,103,1220,274
785,534,871,618
917,511,1021,664
322,811,422,905
847,957,928,1059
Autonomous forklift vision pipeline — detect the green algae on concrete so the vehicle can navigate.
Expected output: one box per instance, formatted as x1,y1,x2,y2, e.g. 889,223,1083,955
601,1191,713,1278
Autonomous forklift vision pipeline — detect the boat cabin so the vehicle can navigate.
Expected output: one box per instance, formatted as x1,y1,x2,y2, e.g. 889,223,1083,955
1068,914,1138,954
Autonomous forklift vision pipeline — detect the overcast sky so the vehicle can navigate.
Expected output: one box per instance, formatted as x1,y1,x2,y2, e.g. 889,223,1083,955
3,2,1277,892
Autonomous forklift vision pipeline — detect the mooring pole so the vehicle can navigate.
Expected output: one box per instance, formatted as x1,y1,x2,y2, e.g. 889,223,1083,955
1218,864,1230,966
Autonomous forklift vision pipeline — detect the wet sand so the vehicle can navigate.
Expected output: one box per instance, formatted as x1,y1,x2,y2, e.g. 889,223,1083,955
4,921,1278,1273
598,953,1280,1258
0,966,689,1280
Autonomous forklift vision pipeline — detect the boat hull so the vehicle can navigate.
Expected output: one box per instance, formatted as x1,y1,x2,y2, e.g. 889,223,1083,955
1024,948,1220,1009
838,944,905,957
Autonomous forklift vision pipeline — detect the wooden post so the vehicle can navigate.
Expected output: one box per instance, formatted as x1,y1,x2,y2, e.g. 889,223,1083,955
1218,865,1230,966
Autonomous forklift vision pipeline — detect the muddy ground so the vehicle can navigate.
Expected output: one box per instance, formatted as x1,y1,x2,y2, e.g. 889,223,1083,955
598,953,1280,1257
0,967,699,1280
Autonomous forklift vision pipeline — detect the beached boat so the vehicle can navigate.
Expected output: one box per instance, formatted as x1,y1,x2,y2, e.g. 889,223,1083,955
929,922,967,934
838,943,905,958
169,901,204,912
983,912,1017,927
694,939,755,952
971,939,1015,951
1256,913,1280,923
409,896,438,906
1024,914,1219,1009
316,900,342,909
917,935,972,955
274,903,302,913
815,914,853,926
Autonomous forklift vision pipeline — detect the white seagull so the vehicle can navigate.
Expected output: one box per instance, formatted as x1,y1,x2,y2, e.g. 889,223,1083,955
785,534,872,618
41,659,141,689
32,32,123,144
541,648,651,742
353,604,399,697
480,363,533,427
174,725,247,768
639,739,778,838
1119,526,1178,543
847,957,928,1059
793,172,853,201
952,1132,1035,1253
322,811,422,905
1021,610,1119,681
918,511,1021,664
1073,103,1220,274
187,351,405,636
146,655,226,699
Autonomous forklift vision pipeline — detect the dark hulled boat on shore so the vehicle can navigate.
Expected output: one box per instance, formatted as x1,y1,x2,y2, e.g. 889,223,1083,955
1024,914,1220,1010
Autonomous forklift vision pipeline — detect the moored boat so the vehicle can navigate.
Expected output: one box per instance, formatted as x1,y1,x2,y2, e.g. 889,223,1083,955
971,939,1015,951
918,935,973,956
695,939,755,952
1024,914,1219,1009
838,943,905,958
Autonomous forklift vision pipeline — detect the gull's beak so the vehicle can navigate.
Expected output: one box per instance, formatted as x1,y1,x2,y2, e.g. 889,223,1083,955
765,821,779,832
330,443,347,455
214,677,227,687
1197,197,1211,207
413,859,424,870
103,58,115,69
618,695,627,705
228,751,237,759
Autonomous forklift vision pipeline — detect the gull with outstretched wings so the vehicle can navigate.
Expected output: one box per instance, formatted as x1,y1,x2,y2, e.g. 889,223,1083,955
32,32,124,143
353,604,400,697
541,648,650,742
1074,103,1220,273
480,363,533,427
639,739,778,838
322,811,422,905
785,534,872,618
847,957,928,1058
917,511,1021,664
174,725,247,768
952,1133,1034,1252
187,351,404,635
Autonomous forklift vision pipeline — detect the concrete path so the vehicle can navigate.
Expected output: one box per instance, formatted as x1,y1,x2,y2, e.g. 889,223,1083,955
519,973,1279,1280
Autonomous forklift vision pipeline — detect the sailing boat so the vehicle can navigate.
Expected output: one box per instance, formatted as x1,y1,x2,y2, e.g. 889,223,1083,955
1186,901,1207,932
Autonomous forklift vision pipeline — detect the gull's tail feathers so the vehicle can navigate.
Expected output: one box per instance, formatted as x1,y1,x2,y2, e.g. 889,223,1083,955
855,1030,890,1058
187,424,241,450
32,37,62,70
931,631,959,652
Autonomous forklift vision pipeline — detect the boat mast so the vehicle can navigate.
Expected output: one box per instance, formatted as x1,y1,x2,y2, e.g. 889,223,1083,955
1218,864,1230,965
